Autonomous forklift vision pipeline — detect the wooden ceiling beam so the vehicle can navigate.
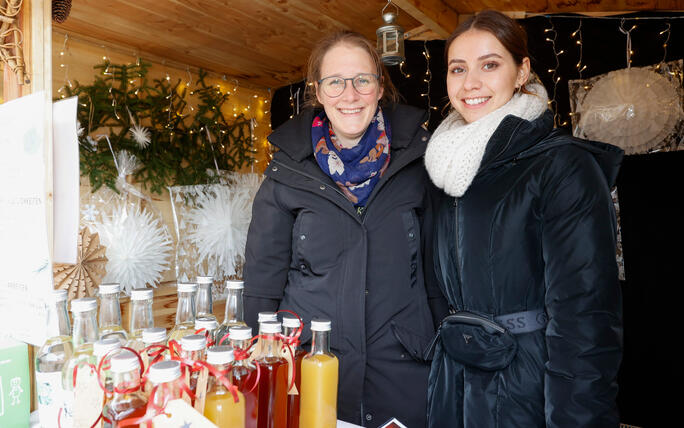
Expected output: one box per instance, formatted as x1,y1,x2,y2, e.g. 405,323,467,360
392,0,460,38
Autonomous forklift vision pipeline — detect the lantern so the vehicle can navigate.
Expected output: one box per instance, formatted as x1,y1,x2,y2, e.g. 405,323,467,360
376,0,405,66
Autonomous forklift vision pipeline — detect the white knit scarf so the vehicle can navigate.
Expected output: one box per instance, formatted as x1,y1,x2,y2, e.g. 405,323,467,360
425,83,549,197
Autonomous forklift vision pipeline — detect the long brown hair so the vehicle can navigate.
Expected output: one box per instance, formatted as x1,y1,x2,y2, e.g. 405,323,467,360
304,30,399,107
445,10,533,94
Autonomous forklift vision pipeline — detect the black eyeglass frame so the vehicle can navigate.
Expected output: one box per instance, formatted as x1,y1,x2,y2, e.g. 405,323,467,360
316,73,381,97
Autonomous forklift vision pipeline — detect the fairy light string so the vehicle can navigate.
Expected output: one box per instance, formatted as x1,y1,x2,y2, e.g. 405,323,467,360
420,41,437,128
618,18,638,69
543,17,564,127
57,33,72,99
656,23,671,70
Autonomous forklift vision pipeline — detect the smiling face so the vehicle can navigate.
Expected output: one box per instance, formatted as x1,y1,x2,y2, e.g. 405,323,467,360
446,29,530,123
316,43,383,148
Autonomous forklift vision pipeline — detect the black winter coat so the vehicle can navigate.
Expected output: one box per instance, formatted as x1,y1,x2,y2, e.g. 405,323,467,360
244,104,448,427
427,111,624,428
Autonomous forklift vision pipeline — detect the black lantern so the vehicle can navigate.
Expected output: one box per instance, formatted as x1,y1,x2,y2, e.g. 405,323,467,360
376,0,405,66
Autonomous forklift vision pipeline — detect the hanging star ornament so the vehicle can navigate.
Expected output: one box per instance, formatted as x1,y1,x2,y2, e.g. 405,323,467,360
53,227,108,299
128,111,151,149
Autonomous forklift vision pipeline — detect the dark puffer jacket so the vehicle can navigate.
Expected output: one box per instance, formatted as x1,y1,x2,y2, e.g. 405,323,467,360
427,110,624,428
244,104,448,427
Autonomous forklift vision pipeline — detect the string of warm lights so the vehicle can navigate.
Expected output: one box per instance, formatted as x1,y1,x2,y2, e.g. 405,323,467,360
657,23,671,68
571,20,586,80
543,18,564,127
420,41,438,128
56,33,72,99
618,18,638,69
398,60,411,78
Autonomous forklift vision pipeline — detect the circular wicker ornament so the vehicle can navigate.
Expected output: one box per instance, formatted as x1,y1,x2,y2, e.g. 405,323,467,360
53,227,108,300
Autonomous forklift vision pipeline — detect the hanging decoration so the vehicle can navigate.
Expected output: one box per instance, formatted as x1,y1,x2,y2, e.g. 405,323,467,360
376,0,405,66
543,17,565,127
169,173,263,296
420,41,438,128
0,0,28,84
51,0,71,24
63,60,254,194
53,228,108,300
569,60,683,155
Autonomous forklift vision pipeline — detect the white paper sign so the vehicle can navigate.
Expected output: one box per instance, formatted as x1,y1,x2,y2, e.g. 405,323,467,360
0,92,52,346
52,96,79,264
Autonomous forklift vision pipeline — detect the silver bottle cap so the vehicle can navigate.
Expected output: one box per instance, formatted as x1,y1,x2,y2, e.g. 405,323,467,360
99,283,121,295
181,334,207,351
130,288,154,301
70,297,98,313
229,326,252,341
142,327,167,344
93,338,122,359
177,283,198,293
206,346,235,365
225,280,244,290
110,350,140,373
148,360,181,384
261,321,282,334
311,319,332,332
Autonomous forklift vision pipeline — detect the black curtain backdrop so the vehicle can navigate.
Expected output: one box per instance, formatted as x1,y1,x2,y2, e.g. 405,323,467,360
270,11,684,426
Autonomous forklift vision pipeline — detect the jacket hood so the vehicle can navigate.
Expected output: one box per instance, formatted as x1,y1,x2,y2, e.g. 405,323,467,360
483,109,624,187
268,104,428,162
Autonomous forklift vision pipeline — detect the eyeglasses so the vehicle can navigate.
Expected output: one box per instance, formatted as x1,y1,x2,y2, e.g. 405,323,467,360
317,73,380,97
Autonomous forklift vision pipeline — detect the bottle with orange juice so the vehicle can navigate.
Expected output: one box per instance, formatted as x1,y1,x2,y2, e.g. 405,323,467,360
203,346,245,428
299,319,338,428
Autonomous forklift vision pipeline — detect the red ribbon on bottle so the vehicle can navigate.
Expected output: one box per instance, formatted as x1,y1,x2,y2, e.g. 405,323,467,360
194,327,216,347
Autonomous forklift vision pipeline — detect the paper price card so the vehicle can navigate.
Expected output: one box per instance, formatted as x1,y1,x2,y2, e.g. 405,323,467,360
73,367,104,428
152,398,217,427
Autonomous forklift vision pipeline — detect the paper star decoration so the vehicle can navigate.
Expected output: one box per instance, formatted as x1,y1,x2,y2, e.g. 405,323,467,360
53,228,108,299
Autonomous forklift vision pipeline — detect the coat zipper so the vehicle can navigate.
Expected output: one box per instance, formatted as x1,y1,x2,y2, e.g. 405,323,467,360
453,198,466,310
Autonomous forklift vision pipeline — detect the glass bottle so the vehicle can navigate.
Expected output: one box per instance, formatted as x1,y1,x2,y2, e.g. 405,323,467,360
179,334,207,394
299,320,339,428
103,350,147,426
98,283,128,343
251,311,278,360
142,327,168,367
168,282,197,341
204,346,245,428
196,276,216,321
62,297,100,427
230,326,259,428
126,288,154,351
147,360,183,411
282,316,306,428
215,280,247,344
255,321,288,428
35,289,73,428
195,315,219,346
93,337,122,400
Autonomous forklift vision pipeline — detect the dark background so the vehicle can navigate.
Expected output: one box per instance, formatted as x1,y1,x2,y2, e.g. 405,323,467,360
271,11,684,427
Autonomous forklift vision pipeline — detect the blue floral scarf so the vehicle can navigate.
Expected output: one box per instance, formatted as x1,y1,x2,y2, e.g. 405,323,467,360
312,108,391,207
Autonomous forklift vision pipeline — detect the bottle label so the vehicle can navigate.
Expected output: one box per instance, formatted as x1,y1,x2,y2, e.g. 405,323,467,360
35,371,69,428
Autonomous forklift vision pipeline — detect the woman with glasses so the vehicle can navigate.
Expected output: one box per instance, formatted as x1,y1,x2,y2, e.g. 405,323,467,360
243,30,447,426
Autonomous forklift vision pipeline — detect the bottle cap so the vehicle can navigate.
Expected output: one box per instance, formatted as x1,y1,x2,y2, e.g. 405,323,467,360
206,346,235,365
195,316,218,331
93,338,122,359
311,319,332,332
52,289,68,302
177,283,197,293
282,316,301,328
130,288,154,301
229,326,252,341
257,312,277,323
70,297,98,313
99,283,120,295
196,276,213,285
110,350,140,373
260,321,282,334
148,360,181,384
181,334,207,351
225,280,244,290
142,327,167,344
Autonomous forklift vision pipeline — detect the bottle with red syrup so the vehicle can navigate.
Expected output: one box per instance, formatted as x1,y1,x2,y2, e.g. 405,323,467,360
282,316,306,428
179,334,207,394
103,350,147,426
230,326,259,428
254,321,288,428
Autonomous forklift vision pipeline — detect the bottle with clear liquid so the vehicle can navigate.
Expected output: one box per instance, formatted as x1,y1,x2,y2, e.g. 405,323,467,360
179,334,207,394
103,350,147,426
230,326,259,428
299,320,339,428
282,316,306,428
141,327,168,369
147,360,183,411
196,276,216,321
204,346,245,428
35,289,73,428
168,283,198,341
98,283,128,343
93,337,122,400
125,288,154,351
216,280,247,344
62,297,100,427
255,321,288,428
195,315,219,345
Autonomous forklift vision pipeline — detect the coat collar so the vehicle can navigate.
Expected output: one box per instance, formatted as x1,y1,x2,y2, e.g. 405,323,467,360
268,104,427,162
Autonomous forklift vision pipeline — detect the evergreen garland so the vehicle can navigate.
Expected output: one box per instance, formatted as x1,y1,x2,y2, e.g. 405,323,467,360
64,60,255,194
